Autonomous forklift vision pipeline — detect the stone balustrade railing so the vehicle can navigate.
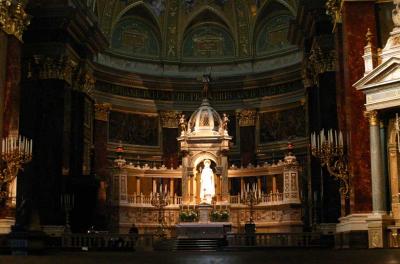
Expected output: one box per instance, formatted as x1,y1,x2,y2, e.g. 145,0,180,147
229,192,284,206
226,232,325,248
61,233,154,251
125,194,182,206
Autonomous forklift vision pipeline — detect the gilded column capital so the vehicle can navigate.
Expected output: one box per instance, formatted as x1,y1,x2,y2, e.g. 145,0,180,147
94,103,112,122
159,110,180,128
364,110,379,126
74,69,95,96
0,0,30,42
237,109,256,127
26,55,79,84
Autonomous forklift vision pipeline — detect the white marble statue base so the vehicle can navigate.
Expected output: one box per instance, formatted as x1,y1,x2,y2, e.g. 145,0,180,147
198,203,212,223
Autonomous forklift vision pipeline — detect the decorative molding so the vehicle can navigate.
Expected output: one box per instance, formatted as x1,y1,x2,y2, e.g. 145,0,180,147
27,55,79,84
95,80,303,102
26,56,96,94
237,109,257,127
159,110,180,128
94,103,112,121
0,0,30,42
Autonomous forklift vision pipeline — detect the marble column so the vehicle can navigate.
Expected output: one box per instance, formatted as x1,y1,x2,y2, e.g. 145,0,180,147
152,178,157,193
380,121,390,211
339,1,376,213
272,176,277,193
368,111,386,213
192,175,197,201
136,177,141,194
170,178,174,195
388,144,399,223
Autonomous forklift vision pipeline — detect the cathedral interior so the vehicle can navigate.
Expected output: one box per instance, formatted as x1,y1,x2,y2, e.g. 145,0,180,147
1,0,400,255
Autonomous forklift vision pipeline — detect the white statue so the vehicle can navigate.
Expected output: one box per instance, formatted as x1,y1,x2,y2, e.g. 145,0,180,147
200,159,215,204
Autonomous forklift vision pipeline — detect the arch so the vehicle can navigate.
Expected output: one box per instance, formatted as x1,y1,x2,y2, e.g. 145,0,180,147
181,22,236,59
192,152,219,168
183,6,234,37
110,3,162,58
255,0,296,21
110,1,161,40
253,1,294,56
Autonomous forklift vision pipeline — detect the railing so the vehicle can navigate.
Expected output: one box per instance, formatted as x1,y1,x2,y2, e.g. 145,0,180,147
126,194,182,206
227,232,325,248
61,233,154,250
229,192,284,205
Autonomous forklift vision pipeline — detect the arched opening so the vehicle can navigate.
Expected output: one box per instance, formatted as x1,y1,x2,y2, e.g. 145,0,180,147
111,3,161,58
182,8,235,60
253,0,295,56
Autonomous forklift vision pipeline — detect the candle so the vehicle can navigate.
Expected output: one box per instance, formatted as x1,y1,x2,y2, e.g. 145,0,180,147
339,131,343,147
159,184,162,193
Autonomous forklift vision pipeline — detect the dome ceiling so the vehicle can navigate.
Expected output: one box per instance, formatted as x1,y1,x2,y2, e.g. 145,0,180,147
94,0,300,74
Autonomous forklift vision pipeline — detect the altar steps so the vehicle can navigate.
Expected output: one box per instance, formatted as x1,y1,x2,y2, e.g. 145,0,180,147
174,238,225,251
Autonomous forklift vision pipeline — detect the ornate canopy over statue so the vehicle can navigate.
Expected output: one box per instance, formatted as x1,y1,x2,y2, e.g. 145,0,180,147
177,77,232,205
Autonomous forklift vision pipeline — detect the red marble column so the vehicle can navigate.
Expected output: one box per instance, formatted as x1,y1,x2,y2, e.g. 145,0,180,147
2,36,21,137
338,1,377,213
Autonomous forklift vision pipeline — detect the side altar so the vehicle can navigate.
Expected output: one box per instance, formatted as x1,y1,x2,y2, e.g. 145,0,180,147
110,89,303,236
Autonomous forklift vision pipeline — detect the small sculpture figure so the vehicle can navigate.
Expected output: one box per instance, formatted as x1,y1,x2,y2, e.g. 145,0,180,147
222,113,229,133
179,114,187,135
202,74,211,99
394,0,400,27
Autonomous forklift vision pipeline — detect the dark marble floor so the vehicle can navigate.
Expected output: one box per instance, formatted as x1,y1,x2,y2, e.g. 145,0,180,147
1,249,400,264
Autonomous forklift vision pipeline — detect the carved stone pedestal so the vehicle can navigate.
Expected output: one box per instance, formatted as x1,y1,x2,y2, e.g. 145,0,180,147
198,203,212,223
366,213,393,248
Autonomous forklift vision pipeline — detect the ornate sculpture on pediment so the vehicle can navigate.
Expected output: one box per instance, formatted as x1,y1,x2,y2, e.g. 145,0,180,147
178,113,187,135
394,0,400,28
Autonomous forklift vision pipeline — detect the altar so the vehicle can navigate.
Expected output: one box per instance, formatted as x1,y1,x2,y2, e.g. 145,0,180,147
111,88,303,236
176,222,231,239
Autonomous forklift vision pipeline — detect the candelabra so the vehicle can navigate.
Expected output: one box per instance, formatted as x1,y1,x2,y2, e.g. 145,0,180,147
151,184,169,237
241,183,261,224
0,135,32,204
61,193,74,233
310,129,350,196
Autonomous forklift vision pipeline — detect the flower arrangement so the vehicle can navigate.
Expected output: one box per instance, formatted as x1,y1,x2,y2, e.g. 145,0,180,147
179,209,198,222
210,209,229,222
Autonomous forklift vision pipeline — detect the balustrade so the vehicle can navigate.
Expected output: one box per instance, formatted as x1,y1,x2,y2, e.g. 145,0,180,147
229,192,284,205
126,193,182,206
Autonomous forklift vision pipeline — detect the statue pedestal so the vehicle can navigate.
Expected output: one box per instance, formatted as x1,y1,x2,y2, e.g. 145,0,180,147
198,203,212,223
